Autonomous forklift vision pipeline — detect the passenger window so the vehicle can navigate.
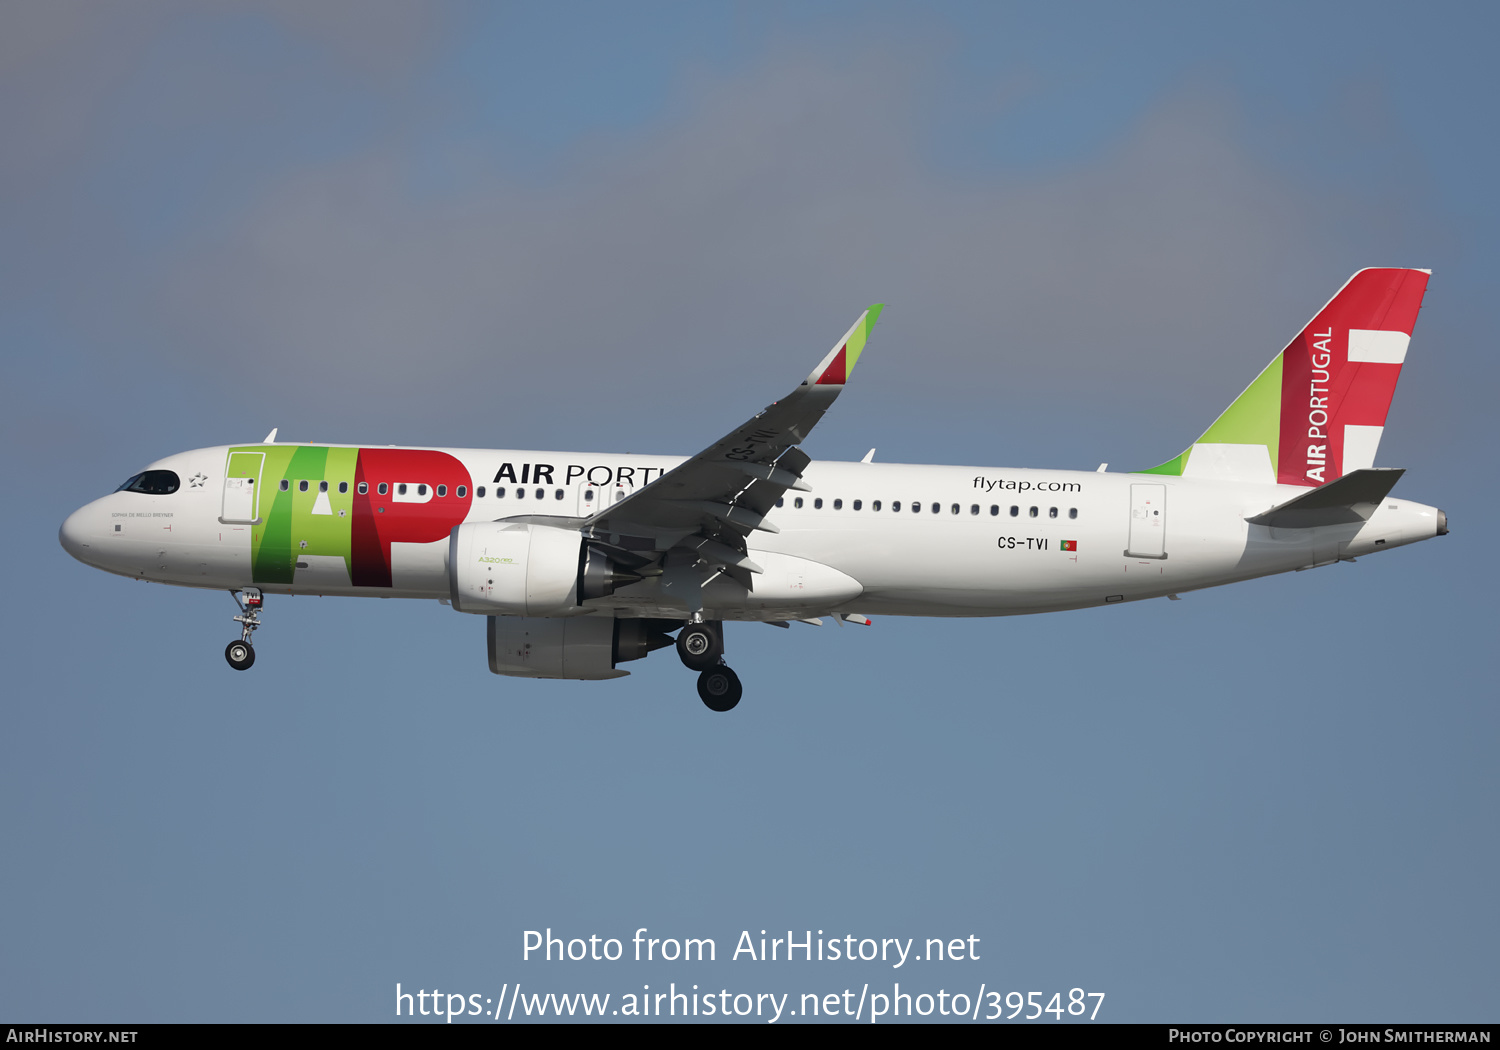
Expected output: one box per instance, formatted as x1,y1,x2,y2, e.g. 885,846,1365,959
1029,506,1038,517
990,505,999,516
794,497,803,508
873,500,882,511
853,500,862,511
318,481,328,493
417,484,427,496
892,501,901,512
912,502,921,513
437,485,447,497
398,484,408,495
516,488,525,499
932,503,941,514
1049,506,1058,518
950,504,959,515
378,483,388,495
338,482,348,494
280,480,290,492
535,488,544,499
1010,505,1018,517
776,497,784,508
497,488,506,498
555,489,564,500
357,482,368,494
298,480,309,493
476,486,485,498
587,490,596,501
1069,508,1077,519
814,498,823,509
970,504,979,515
457,485,467,498
832,499,842,510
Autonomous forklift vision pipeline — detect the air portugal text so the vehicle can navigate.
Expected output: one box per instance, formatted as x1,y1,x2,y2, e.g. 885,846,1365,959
492,462,670,487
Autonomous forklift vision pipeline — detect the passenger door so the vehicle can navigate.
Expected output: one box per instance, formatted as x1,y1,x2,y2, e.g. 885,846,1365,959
221,451,265,524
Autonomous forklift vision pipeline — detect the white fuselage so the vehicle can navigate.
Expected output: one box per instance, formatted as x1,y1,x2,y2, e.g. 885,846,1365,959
59,444,1444,621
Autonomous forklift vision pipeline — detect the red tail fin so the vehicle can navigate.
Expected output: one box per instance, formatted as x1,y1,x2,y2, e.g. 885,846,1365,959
1276,268,1428,486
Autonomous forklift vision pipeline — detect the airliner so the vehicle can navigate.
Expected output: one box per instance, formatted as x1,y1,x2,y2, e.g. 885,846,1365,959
59,268,1445,711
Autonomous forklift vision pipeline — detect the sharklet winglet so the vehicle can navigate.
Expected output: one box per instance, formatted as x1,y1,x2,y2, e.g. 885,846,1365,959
806,305,884,387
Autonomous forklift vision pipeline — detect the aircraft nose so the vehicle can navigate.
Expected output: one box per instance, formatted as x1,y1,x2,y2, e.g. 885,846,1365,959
59,505,99,563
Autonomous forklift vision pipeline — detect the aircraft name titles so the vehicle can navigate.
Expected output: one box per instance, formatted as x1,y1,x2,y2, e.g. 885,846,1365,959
491,463,670,488
1305,328,1335,483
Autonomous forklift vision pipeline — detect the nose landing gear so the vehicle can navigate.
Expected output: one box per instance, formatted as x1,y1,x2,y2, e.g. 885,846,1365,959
226,588,263,671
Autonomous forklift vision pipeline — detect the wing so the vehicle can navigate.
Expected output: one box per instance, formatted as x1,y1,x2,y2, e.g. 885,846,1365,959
584,305,883,606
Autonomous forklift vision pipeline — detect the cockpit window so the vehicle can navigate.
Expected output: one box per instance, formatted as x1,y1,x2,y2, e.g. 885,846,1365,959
116,470,180,495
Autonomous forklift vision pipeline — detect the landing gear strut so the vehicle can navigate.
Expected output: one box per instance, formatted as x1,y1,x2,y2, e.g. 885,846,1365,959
226,588,263,671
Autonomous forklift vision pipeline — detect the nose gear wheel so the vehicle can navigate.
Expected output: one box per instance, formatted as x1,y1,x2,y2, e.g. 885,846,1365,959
225,640,255,670
225,588,264,670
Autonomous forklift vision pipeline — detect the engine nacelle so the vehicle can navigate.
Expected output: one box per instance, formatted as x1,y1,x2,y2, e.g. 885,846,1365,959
487,615,676,680
449,521,587,616
450,521,646,615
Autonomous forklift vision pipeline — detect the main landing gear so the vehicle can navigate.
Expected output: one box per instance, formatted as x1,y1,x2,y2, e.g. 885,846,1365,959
676,620,722,671
677,619,741,712
696,665,742,712
226,588,263,671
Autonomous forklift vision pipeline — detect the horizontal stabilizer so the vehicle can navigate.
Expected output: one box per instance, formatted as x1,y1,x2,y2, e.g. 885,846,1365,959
1246,468,1404,529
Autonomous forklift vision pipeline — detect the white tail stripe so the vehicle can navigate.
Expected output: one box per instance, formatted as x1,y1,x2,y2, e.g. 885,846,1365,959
1347,329,1409,364
1342,425,1384,473
1181,442,1275,484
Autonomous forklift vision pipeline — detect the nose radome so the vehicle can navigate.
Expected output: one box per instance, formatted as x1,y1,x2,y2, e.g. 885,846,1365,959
59,506,96,563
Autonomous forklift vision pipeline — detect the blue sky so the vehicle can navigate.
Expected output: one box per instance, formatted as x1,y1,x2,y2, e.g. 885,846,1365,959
2,1,1496,1022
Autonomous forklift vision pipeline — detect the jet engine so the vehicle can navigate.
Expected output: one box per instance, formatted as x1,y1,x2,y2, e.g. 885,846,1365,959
487,615,676,679
448,521,642,616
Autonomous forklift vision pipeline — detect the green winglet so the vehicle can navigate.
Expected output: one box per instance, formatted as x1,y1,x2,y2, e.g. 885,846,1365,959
844,303,884,379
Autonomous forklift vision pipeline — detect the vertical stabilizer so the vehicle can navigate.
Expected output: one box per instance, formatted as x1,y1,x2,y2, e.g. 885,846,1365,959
1140,268,1429,486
